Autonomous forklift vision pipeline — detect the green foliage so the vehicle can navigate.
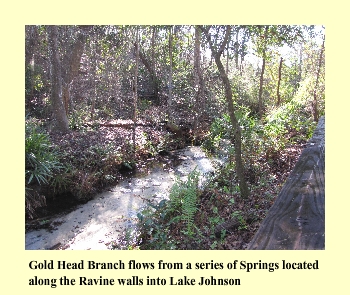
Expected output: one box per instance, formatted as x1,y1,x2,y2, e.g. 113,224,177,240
25,65,46,98
25,119,64,185
202,114,232,152
265,97,316,140
230,65,260,112
136,199,177,250
25,118,66,218
231,210,247,230
69,104,91,130
169,168,200,235
136,168,200,249
204,84,317,174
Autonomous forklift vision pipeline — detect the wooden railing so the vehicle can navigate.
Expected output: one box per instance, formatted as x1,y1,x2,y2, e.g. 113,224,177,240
248,116,325,250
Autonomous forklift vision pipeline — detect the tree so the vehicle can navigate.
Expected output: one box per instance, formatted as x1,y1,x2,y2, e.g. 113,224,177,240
168,26,174,122
47,25,69,133
257,26,269,118
133,27,140,158
250,25,304,116
133,26,161,105
193,25,205,141
200,25,249,199
276,56,283,106
25,25,39,68
46,26,91,132
61,26,91,115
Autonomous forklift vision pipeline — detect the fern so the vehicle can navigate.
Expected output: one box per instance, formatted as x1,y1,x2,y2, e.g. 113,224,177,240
168,177,183,213
182,169,199,235
168,168,200,236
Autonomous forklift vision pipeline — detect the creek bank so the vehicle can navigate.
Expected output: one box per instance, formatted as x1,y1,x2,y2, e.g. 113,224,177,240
25,146,216,250
26,120,204,221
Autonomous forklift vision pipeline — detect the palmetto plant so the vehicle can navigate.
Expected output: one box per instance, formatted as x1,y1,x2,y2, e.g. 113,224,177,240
25,120,65,218
25,122,63,185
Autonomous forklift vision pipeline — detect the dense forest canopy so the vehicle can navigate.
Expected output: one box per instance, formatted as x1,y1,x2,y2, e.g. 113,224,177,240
25,25,325,249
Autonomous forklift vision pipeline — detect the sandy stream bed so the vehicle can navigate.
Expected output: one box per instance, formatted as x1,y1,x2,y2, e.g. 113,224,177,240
25,146,216,250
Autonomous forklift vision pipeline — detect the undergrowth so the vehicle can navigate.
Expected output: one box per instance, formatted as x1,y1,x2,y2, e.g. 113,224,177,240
25,118,65,218
131,99,318,250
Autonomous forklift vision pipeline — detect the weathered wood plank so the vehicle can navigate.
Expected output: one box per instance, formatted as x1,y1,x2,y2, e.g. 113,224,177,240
248,116,325,250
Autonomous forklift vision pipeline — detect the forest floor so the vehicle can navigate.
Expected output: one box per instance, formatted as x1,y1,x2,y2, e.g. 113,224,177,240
194,142,305,250
26,119,306,250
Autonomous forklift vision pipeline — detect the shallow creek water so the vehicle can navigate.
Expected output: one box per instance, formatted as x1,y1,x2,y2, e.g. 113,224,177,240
25,146,217,250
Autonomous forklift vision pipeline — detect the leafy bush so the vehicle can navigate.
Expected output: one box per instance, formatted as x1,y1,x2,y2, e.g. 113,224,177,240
203,92,317,178
202,114,232,152
136,199,176,250
69,104,92,130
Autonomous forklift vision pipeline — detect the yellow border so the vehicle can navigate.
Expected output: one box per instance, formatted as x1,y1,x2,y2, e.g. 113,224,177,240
2,1,348,294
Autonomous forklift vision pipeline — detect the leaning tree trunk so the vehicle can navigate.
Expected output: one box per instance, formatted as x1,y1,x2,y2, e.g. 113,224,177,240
47,25,69,133
136,44,160,105
200,25,249,199
214,52,250,199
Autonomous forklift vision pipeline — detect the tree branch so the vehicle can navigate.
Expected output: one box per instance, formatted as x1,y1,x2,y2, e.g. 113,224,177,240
218,25,231,56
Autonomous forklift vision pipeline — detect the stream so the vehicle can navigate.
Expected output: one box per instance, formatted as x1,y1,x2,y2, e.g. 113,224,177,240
25,146,218,250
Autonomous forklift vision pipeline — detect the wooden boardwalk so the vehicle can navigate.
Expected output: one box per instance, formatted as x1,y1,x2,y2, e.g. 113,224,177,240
248,116,325,250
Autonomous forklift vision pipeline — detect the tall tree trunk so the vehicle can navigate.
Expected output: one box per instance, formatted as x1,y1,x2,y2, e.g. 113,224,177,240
226,40,229,74
47,26,69,133
234,29,239,70
258,26,269,119
168,26,173,122
151,26,159,104
258,56,266,118
193,26,203,142
133,28,140,158
200,25,249,199
25,26,40,100
90,33,97,120
312,34,325,122
25,25,39,68
62,26,90,115
276,57,283,106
